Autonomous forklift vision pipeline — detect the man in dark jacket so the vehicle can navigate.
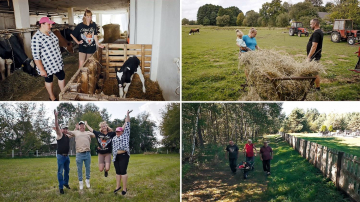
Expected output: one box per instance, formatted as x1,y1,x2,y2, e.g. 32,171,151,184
260,141,273,175
226,141,239,174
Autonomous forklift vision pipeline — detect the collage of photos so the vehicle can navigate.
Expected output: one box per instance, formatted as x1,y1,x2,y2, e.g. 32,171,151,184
0,0,360,202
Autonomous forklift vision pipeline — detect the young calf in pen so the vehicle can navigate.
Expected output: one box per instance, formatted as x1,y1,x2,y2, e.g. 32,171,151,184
116,56,146,98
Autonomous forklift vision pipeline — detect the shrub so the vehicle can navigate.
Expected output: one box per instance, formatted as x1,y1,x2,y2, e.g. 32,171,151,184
216,15,230,27
320,125,327,132
329,125,333,132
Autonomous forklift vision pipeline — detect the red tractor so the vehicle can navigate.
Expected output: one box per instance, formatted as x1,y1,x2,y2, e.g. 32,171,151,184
289,22,309,37
331,19,360,45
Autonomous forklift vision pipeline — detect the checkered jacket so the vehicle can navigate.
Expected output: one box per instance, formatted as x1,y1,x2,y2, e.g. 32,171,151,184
31,30,64,76
112,122,130,162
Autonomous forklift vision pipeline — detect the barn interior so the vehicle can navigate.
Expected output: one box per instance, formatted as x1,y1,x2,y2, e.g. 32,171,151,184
0,0,180,101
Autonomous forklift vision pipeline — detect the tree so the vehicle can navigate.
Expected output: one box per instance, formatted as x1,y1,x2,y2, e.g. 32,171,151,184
197,4,222,25
276,13,290,27
328,0,360,26
305,0,324,7
324,2,334,12
203,17,210,26
80,111,104,155
189,20,196,25
259,0,285,26
289,2,318,21
160,103,180,152
347,113,360,131
236,12,245,26
245,10,260,27
182,18,190,25
283,2,291,12
216,15,230,27
288,108,307,132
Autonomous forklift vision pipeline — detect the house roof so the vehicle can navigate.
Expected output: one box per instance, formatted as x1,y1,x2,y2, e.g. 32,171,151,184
318,12,329,19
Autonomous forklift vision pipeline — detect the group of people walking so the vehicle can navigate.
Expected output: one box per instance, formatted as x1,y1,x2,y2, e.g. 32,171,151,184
226,139,273,176
54,109,131,195
31,9,103,101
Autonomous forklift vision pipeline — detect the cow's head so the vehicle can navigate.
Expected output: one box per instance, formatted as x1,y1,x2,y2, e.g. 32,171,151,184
65,42,74,53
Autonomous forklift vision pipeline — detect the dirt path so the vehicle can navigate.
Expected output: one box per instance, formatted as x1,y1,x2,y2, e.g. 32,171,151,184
182,154,269,202
19,54,79,101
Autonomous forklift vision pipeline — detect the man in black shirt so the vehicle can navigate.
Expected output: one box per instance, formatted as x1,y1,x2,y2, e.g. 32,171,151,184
54,110,71,194
307,18,324,91
225,141,239,174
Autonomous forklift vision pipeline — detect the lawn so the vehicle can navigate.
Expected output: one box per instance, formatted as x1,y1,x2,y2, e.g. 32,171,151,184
0,154,180,202
182,25,360,101
289,133,360,157
182,136,351,201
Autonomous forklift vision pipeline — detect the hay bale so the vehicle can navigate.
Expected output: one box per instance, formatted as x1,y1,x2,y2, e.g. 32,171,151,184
102,24,120,43
239,50,326,101
102,75,164,101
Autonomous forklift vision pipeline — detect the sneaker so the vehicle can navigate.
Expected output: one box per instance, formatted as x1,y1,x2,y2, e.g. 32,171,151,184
315,87,321,91
122,189,127,195
64,185,70,189
79,181,83,190
85,179,90,188
105,171,108,177
267,172,271,175
60,189,64,194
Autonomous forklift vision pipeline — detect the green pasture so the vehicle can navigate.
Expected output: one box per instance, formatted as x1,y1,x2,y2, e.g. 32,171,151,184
182,25,360,101
0,154,180,202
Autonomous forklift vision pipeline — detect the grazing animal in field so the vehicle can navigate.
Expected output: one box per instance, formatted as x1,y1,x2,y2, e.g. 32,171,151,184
53,29,74,53
5,59,12,77
115,56,146,98
0,57,5,80
189,29,200,35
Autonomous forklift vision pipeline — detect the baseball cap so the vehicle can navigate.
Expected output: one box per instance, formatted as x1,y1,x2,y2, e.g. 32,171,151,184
116,127,124,132
39,17,55,24
61,125,69,129
79,121,85,125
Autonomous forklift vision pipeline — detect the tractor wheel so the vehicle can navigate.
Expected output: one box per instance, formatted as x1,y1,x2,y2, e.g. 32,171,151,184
298,32,301,37
347,36,355,45
305,33,309,37
289,29,294,36
331,32,341,43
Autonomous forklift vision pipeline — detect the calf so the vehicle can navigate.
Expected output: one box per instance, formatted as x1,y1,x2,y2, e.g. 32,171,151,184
115,56,146,98
189,28,200,35
0,57,5,80
53,29,74,53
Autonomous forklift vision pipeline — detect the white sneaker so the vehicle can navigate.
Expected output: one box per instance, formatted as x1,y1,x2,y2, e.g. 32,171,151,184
85,179,90,188
79,181,83,190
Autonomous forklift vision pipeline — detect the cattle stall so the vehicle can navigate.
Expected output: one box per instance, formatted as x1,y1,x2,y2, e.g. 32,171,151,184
59,43,164,101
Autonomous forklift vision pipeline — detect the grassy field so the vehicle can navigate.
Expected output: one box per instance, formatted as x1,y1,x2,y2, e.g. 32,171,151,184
182,25,360,101
182,135,350,201
0,154,180,202
290,133,360,157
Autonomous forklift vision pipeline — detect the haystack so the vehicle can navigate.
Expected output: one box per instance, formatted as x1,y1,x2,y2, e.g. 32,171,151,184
102,24,121,43
239,50,326,101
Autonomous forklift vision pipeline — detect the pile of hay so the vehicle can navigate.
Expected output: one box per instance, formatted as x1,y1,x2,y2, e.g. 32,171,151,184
239,50,326,101
102,24,120,43
102,74,164,101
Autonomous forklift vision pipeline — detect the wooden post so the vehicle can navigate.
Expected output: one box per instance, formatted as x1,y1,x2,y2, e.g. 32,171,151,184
314,143,318,167
141,44,145,73
336,151,344,190
106,43,109,79
124,44,127,61
303,140,307,158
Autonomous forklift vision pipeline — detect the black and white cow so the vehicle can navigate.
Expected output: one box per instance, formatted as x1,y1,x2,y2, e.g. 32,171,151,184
115,56,146,98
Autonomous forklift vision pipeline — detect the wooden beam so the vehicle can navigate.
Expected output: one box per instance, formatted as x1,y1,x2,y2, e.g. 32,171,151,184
105,43,109,79
141,44,145,73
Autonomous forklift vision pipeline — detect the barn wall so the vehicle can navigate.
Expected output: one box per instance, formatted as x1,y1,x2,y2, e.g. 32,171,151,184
130,0,154,44
0,13,16,29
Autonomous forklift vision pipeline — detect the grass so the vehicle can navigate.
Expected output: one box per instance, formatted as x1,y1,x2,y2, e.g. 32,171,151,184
289,133,360,157
182,136,350,201
182,25,360,101
0,154,180,202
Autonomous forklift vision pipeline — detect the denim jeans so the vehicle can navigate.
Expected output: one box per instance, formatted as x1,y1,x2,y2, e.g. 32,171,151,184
57,154,70,189
76,151,91,181
246,156,254,163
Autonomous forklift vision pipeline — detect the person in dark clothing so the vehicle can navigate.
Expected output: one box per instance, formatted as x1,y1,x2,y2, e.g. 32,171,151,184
225,141,239,174
84,121,116,177
260,141,273,175
54,109,71,194
306,18,324,91
70,9,104,68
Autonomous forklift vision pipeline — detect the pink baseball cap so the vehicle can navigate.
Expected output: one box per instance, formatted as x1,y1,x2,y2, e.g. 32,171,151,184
39,17,55,24
116,127,124,132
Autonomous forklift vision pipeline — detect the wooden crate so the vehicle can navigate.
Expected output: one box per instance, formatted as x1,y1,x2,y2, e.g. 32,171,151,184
101,43,152,79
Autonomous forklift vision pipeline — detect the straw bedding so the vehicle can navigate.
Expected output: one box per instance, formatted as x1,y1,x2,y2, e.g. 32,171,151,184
239,50,326,101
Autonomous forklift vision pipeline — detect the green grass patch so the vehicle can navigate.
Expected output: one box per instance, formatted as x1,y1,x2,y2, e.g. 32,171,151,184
182,25,360,101
0,154,180,202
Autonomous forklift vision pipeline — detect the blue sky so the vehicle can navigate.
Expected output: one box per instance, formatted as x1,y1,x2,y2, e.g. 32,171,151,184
182,0,333,21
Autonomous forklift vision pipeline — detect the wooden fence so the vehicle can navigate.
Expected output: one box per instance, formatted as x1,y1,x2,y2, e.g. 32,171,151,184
281,133,360,201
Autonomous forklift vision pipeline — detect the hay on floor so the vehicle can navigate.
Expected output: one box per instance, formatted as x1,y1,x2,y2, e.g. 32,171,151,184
239,50,326,101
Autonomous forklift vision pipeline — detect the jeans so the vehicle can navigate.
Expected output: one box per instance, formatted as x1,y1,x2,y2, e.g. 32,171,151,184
57,154,70,189
262,159,271,172
246,156,254,163
76,151,91,181
229,158,237,173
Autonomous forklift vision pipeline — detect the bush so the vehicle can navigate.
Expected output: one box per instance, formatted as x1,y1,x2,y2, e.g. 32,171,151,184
322,24,333,32
320,125,327,132
276,13,290,27
280,127,285,132
329,125,333,132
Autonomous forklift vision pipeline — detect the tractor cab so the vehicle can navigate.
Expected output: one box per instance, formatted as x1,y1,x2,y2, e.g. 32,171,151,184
289,21,309,37
331,19,360,45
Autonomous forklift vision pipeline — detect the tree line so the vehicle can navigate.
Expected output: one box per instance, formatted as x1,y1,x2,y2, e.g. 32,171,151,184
182,0,360,28
0,102,180,156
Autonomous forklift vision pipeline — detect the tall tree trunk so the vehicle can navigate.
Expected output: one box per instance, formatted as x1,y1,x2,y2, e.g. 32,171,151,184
197,105,204,148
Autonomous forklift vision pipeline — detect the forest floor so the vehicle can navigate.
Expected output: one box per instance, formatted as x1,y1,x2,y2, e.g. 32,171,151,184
182,135,351,202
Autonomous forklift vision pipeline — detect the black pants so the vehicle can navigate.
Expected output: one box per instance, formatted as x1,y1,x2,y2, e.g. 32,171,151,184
262,159,271,172
114,153,130,175
229,158,237,173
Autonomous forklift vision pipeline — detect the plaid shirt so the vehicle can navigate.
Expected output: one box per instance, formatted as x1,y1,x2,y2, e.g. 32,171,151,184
112,122,130,162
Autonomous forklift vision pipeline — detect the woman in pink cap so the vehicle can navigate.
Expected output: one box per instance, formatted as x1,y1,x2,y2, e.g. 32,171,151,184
31,17,65,101
70,9,104,69
112,110,131,195
84,121,116,178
